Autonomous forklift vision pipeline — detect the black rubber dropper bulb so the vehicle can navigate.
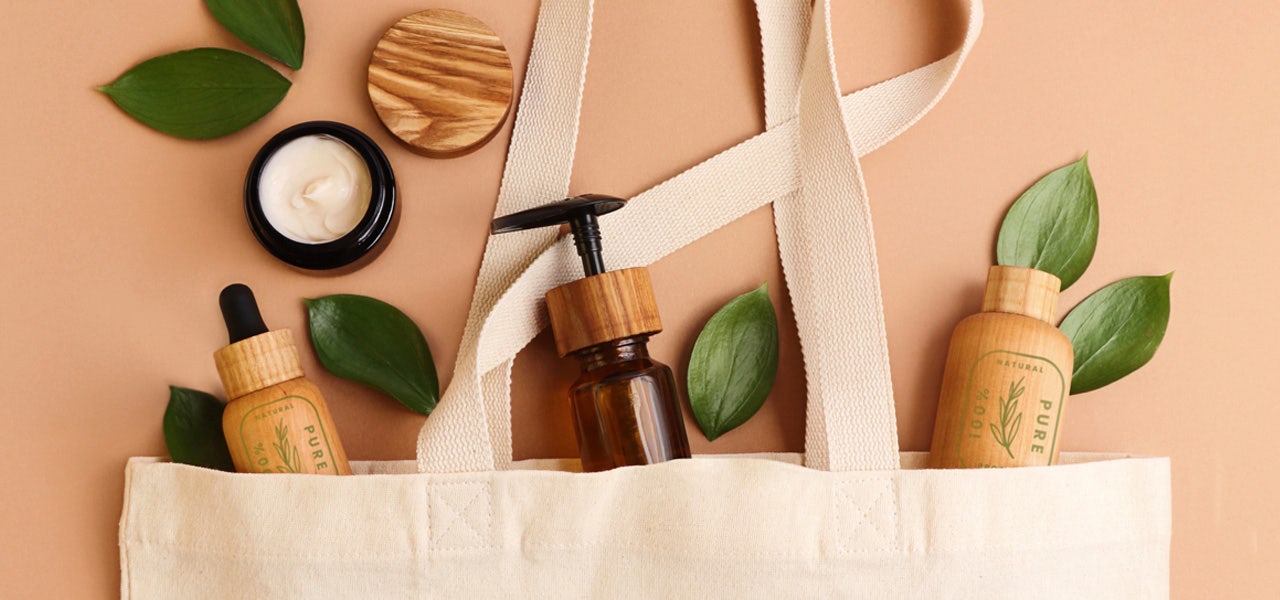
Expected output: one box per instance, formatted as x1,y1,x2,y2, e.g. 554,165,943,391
490,194,626,278
219,284,269,344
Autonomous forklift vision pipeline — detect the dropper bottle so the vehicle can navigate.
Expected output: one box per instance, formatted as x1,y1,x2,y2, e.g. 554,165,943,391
214,284,351,475
492,195,691,472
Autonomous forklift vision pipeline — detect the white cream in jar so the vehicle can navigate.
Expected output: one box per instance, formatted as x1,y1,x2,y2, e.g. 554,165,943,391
258,135,373,244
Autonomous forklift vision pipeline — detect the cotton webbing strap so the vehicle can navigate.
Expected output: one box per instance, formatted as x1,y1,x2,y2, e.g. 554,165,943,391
418,0,984,473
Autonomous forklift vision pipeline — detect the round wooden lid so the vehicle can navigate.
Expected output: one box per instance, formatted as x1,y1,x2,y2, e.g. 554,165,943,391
367,9,513,157
981,265,1061,324
545,268,664,357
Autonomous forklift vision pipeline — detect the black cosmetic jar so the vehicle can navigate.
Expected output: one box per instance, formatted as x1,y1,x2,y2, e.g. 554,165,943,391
244,121,397,271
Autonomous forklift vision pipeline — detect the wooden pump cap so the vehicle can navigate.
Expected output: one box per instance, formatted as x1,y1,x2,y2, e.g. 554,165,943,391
981,265,1061,324
545,267,663,357
213,329,305,400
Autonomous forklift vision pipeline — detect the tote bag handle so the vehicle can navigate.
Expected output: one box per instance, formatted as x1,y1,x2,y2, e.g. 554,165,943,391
417,0,983,473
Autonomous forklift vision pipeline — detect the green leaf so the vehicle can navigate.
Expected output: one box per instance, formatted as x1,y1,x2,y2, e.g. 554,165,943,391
205,0,305,69
306,295,439,415
688,284,780,441
98,48,290,139
163,386,235,471
996,155,1099,290
1059,274,1172,394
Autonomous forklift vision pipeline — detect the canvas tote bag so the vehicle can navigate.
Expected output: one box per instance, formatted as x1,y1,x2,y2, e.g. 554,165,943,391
119,0,1172,597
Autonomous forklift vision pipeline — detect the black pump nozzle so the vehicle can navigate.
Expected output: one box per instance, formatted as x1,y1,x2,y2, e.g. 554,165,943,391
219,284,269,344
490,194,626,277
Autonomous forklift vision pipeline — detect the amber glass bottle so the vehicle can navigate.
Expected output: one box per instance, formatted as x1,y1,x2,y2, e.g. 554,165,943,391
568,336,690,472
492,194,692,472
545,265,693,472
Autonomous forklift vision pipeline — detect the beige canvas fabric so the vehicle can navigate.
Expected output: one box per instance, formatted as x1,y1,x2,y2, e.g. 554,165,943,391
119,0,1171,597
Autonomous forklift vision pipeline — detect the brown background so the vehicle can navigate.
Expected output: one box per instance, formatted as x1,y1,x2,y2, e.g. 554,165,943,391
1,0,1274,597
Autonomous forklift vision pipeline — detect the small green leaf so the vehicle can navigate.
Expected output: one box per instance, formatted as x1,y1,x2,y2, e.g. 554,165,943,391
996,155,1099,290
163,386,235,471
688,284,780,441
1060,274,1172,394
98,48,290,139
306,295,439,415
205,0,305,69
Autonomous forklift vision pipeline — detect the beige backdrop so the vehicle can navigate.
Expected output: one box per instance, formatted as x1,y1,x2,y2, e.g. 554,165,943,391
0,0,1273,597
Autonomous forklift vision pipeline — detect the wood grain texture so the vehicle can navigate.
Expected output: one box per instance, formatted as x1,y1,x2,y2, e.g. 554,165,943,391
5,1,1277,596
213,330,303,400
928,267,1074,469
215,330,351,475
221,378,353,475
368,9,513,157
981,265,1061,324
545,268,664,356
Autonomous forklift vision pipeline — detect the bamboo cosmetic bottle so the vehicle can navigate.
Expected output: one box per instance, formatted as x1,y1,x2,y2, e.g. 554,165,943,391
214,284,351,475
928,266,1074,469
491,195,692,472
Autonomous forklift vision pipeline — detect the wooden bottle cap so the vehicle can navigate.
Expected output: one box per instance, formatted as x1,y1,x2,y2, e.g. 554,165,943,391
545,267,663,357
981,265,1061,323
368,9,514,157
213,329,304,400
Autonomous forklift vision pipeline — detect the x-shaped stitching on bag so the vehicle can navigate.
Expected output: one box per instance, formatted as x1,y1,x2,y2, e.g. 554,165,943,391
430,483,491,548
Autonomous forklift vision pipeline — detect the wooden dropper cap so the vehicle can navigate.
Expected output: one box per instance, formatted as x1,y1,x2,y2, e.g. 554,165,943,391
981,265,1061,324
215,330,305,400
212,284,305,400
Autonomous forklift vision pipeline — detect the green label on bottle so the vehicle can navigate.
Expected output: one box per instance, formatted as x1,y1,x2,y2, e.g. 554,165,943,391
956,351,1066,468
239,395,339,474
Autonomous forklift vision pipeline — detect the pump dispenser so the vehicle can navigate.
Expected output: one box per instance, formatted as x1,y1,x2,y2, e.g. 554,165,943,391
927,266,1074,468
214,284,351,475
492,195,691,472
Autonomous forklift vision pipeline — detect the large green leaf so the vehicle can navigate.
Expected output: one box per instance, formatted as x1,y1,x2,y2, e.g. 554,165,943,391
163,386,235,471
205,0,305,69
687,284,779,441
1059,274,1172,394
996,155,1099,290
306,295,439,415
98,48,290,140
